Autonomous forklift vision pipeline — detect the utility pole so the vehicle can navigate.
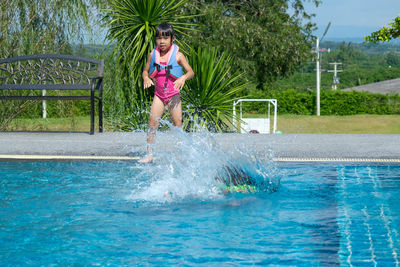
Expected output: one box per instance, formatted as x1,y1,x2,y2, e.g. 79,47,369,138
316,37,321,116
327,62,342,90
42,90,46,118
314,22,331,116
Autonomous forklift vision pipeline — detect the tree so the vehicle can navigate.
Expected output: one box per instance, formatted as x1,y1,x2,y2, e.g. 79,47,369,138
181,0,320,90
0,0,104,130
365,15,400,43
385,52,400,67
0,0,103,58
334,42,365,62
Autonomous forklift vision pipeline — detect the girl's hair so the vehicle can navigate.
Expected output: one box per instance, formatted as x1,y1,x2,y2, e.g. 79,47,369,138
155,22,174,40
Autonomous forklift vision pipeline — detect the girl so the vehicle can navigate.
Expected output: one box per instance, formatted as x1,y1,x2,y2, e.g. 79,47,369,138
140,22,194,163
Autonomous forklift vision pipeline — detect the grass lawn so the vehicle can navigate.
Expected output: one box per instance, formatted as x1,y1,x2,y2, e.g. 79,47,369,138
4,116,102,132
2,114,400,134
275,114,400,134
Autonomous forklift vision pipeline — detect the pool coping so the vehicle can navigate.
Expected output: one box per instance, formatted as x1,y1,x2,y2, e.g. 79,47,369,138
1,155,400,163
0,132,399,162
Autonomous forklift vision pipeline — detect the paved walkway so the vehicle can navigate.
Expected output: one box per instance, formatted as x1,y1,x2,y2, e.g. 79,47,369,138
0,132,399,160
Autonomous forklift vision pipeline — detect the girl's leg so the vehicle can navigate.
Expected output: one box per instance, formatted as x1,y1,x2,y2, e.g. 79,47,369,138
140,95,165,163
168,94,182,127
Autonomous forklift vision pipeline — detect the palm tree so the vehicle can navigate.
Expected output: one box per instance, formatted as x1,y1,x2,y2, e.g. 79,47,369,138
182,47,248,132
105,0,195,130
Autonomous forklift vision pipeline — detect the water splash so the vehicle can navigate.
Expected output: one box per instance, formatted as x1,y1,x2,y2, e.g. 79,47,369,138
127,119,281,203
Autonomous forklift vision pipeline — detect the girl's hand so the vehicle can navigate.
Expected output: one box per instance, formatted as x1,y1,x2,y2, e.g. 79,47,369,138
143,77,154,89
173,76,186,91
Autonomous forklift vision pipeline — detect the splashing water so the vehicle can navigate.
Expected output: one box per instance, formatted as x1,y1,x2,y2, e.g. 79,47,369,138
127,120,281,203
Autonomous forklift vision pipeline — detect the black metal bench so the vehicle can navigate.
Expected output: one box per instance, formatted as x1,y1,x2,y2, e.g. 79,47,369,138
0,54,104,134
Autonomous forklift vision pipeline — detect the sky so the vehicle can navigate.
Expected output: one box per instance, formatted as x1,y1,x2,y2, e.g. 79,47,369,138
303,0,400,41
86,1,400,44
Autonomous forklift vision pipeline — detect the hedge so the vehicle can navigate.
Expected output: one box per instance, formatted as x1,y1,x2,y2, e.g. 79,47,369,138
246,89,400,115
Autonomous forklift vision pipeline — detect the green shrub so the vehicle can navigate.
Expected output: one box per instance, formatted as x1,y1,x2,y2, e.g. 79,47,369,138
245,89,400,115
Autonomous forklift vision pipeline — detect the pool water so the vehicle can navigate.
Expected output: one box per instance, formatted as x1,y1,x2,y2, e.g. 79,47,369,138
1,160,399,265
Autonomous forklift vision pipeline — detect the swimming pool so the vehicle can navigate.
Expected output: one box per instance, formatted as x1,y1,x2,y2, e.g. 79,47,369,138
1,160,399,265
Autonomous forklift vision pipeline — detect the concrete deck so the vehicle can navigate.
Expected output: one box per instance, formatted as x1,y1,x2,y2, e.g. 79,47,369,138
0,132,399,161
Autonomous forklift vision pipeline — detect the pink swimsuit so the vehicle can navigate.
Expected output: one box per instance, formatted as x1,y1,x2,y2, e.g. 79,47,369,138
154,62,180,104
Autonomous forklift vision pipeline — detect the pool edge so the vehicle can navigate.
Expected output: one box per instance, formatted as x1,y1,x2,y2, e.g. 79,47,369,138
0,154,140,161
1,154,400,163
275,157,400,163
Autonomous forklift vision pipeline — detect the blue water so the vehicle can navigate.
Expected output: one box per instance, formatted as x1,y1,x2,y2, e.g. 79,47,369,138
1,160,399,265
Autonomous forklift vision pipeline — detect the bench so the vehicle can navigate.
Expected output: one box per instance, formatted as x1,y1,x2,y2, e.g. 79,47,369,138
0,54,104,134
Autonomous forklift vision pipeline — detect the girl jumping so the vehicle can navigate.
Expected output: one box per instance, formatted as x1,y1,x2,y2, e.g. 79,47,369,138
139,22,194,163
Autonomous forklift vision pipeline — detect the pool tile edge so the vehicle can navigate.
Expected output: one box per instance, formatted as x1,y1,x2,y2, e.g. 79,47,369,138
275,157,400,163
1,154,399,163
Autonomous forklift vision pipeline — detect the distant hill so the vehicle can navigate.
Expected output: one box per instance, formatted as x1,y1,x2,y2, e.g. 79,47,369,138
312,25,400,45
320,40,400,55
322,37,399,45
324,37,367,43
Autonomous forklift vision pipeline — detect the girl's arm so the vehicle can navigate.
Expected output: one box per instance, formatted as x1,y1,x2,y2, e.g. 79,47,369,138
174,52,194,90
143,52,154,89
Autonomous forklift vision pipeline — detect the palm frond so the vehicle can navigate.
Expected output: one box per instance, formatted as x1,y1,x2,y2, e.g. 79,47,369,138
182,47,249,132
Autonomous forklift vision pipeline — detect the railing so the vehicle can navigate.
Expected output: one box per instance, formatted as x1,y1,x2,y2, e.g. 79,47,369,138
233,99,277,134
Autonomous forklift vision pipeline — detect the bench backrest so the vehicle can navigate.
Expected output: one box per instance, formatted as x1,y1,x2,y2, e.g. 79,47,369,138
0,54,104,90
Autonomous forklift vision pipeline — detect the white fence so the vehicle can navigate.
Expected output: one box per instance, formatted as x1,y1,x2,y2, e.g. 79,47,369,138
233,99,277,134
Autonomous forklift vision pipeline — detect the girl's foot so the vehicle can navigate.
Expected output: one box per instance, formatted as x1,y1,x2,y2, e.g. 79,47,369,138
139,154,153,163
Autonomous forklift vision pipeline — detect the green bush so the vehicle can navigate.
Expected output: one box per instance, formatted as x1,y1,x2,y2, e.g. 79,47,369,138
246,89,400,115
